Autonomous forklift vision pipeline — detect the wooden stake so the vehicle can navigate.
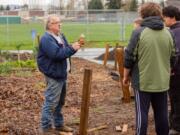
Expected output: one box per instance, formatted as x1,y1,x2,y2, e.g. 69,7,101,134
114,43,119,70
103,44,110,67
37,34,40,45
79,69,92,135
116,47,124,77
116,47,130,103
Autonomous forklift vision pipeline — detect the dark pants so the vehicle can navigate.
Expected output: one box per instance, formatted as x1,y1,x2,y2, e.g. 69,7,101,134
134,89,169,135
169,75,180,131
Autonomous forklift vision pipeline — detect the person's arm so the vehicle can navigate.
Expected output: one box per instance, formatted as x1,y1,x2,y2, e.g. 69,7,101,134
124,28,143,69
123,28,143,86
41,36,80,61
169,30,176,68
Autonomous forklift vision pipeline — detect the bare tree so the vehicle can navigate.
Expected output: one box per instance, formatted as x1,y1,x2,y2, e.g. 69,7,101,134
66,0,75,10
59,0,64,10
82,0,88,9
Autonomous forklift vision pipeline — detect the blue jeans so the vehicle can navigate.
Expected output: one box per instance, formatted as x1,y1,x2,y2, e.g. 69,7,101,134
41,76,66,129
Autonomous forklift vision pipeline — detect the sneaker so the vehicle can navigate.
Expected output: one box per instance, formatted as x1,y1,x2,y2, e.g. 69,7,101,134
169,129,180,135
55,125,73,132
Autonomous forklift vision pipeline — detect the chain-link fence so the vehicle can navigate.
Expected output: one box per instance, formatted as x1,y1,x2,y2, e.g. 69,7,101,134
0,10,138,49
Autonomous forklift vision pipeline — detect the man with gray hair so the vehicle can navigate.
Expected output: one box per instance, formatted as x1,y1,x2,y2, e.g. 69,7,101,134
37,15,81,134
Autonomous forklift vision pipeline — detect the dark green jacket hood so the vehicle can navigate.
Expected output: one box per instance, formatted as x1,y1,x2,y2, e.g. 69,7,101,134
141,16,164,30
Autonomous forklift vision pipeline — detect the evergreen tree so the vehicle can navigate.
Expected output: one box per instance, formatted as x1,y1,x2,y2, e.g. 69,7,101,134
142,0,145,4
160,0,165,8
0,5,4,11
22,4,28,10
106,0,122,9
6,5,10,10
88,0,103,9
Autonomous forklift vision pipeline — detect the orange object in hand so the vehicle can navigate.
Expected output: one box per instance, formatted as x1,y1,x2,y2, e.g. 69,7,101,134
78,34,85,46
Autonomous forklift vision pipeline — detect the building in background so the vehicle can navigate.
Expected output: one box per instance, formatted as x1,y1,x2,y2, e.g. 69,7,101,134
166,0,180,8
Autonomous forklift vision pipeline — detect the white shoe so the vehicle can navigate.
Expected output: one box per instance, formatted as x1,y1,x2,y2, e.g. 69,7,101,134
169,129,180,135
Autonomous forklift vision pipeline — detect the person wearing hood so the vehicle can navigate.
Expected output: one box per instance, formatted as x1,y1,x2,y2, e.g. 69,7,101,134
163,5,180,135
123,2,175,135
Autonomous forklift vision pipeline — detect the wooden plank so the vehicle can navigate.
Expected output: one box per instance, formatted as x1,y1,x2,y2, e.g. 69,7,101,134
87,125,107,132
79,69,92,135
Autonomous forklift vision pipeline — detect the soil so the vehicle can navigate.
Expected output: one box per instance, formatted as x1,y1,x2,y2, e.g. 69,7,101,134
0,57,156,135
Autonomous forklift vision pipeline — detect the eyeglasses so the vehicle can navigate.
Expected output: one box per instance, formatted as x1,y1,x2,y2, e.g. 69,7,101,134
51,21,62,25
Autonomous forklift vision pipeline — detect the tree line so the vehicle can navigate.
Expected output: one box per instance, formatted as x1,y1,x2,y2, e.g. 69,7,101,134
0,0,138,11
0,0,165,11
0,5,10,11
88,0,165,11
88,0,138,11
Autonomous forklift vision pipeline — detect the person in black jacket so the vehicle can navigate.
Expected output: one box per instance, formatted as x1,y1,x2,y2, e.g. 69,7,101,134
163,6,180,135
37,15,81,134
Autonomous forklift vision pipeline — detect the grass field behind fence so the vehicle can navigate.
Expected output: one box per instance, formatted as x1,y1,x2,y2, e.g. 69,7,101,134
0,23,133,50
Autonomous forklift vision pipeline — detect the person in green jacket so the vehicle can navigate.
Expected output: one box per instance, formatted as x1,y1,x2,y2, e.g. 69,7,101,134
123,2,175,135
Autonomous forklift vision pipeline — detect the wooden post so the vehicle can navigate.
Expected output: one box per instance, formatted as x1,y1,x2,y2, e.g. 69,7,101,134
116,48,130,103
103,44,110,67
114,43,119,70
37,34,40,45
116,48,124,77
79,69,92,135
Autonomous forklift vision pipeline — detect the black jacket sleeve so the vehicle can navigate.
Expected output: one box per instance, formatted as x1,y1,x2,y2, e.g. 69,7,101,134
124,27,144,69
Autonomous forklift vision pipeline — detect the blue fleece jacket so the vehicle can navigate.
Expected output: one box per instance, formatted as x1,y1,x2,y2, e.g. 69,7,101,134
37,32,76,80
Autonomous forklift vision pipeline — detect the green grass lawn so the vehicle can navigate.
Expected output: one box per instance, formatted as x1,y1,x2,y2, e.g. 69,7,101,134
0,22,133,50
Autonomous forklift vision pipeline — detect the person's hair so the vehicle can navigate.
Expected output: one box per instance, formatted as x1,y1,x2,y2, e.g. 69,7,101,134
46,14,60,30
134,18,143,25
162,6,180,21
138,2,162,19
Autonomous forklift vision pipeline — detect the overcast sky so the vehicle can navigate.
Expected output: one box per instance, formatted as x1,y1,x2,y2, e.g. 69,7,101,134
0,0,165,5
0,0,51,5
0,0,23,5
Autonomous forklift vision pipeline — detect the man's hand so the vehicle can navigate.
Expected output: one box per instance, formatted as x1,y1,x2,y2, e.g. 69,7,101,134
123,68,131,86
123,77,130,86
72,42,81,51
